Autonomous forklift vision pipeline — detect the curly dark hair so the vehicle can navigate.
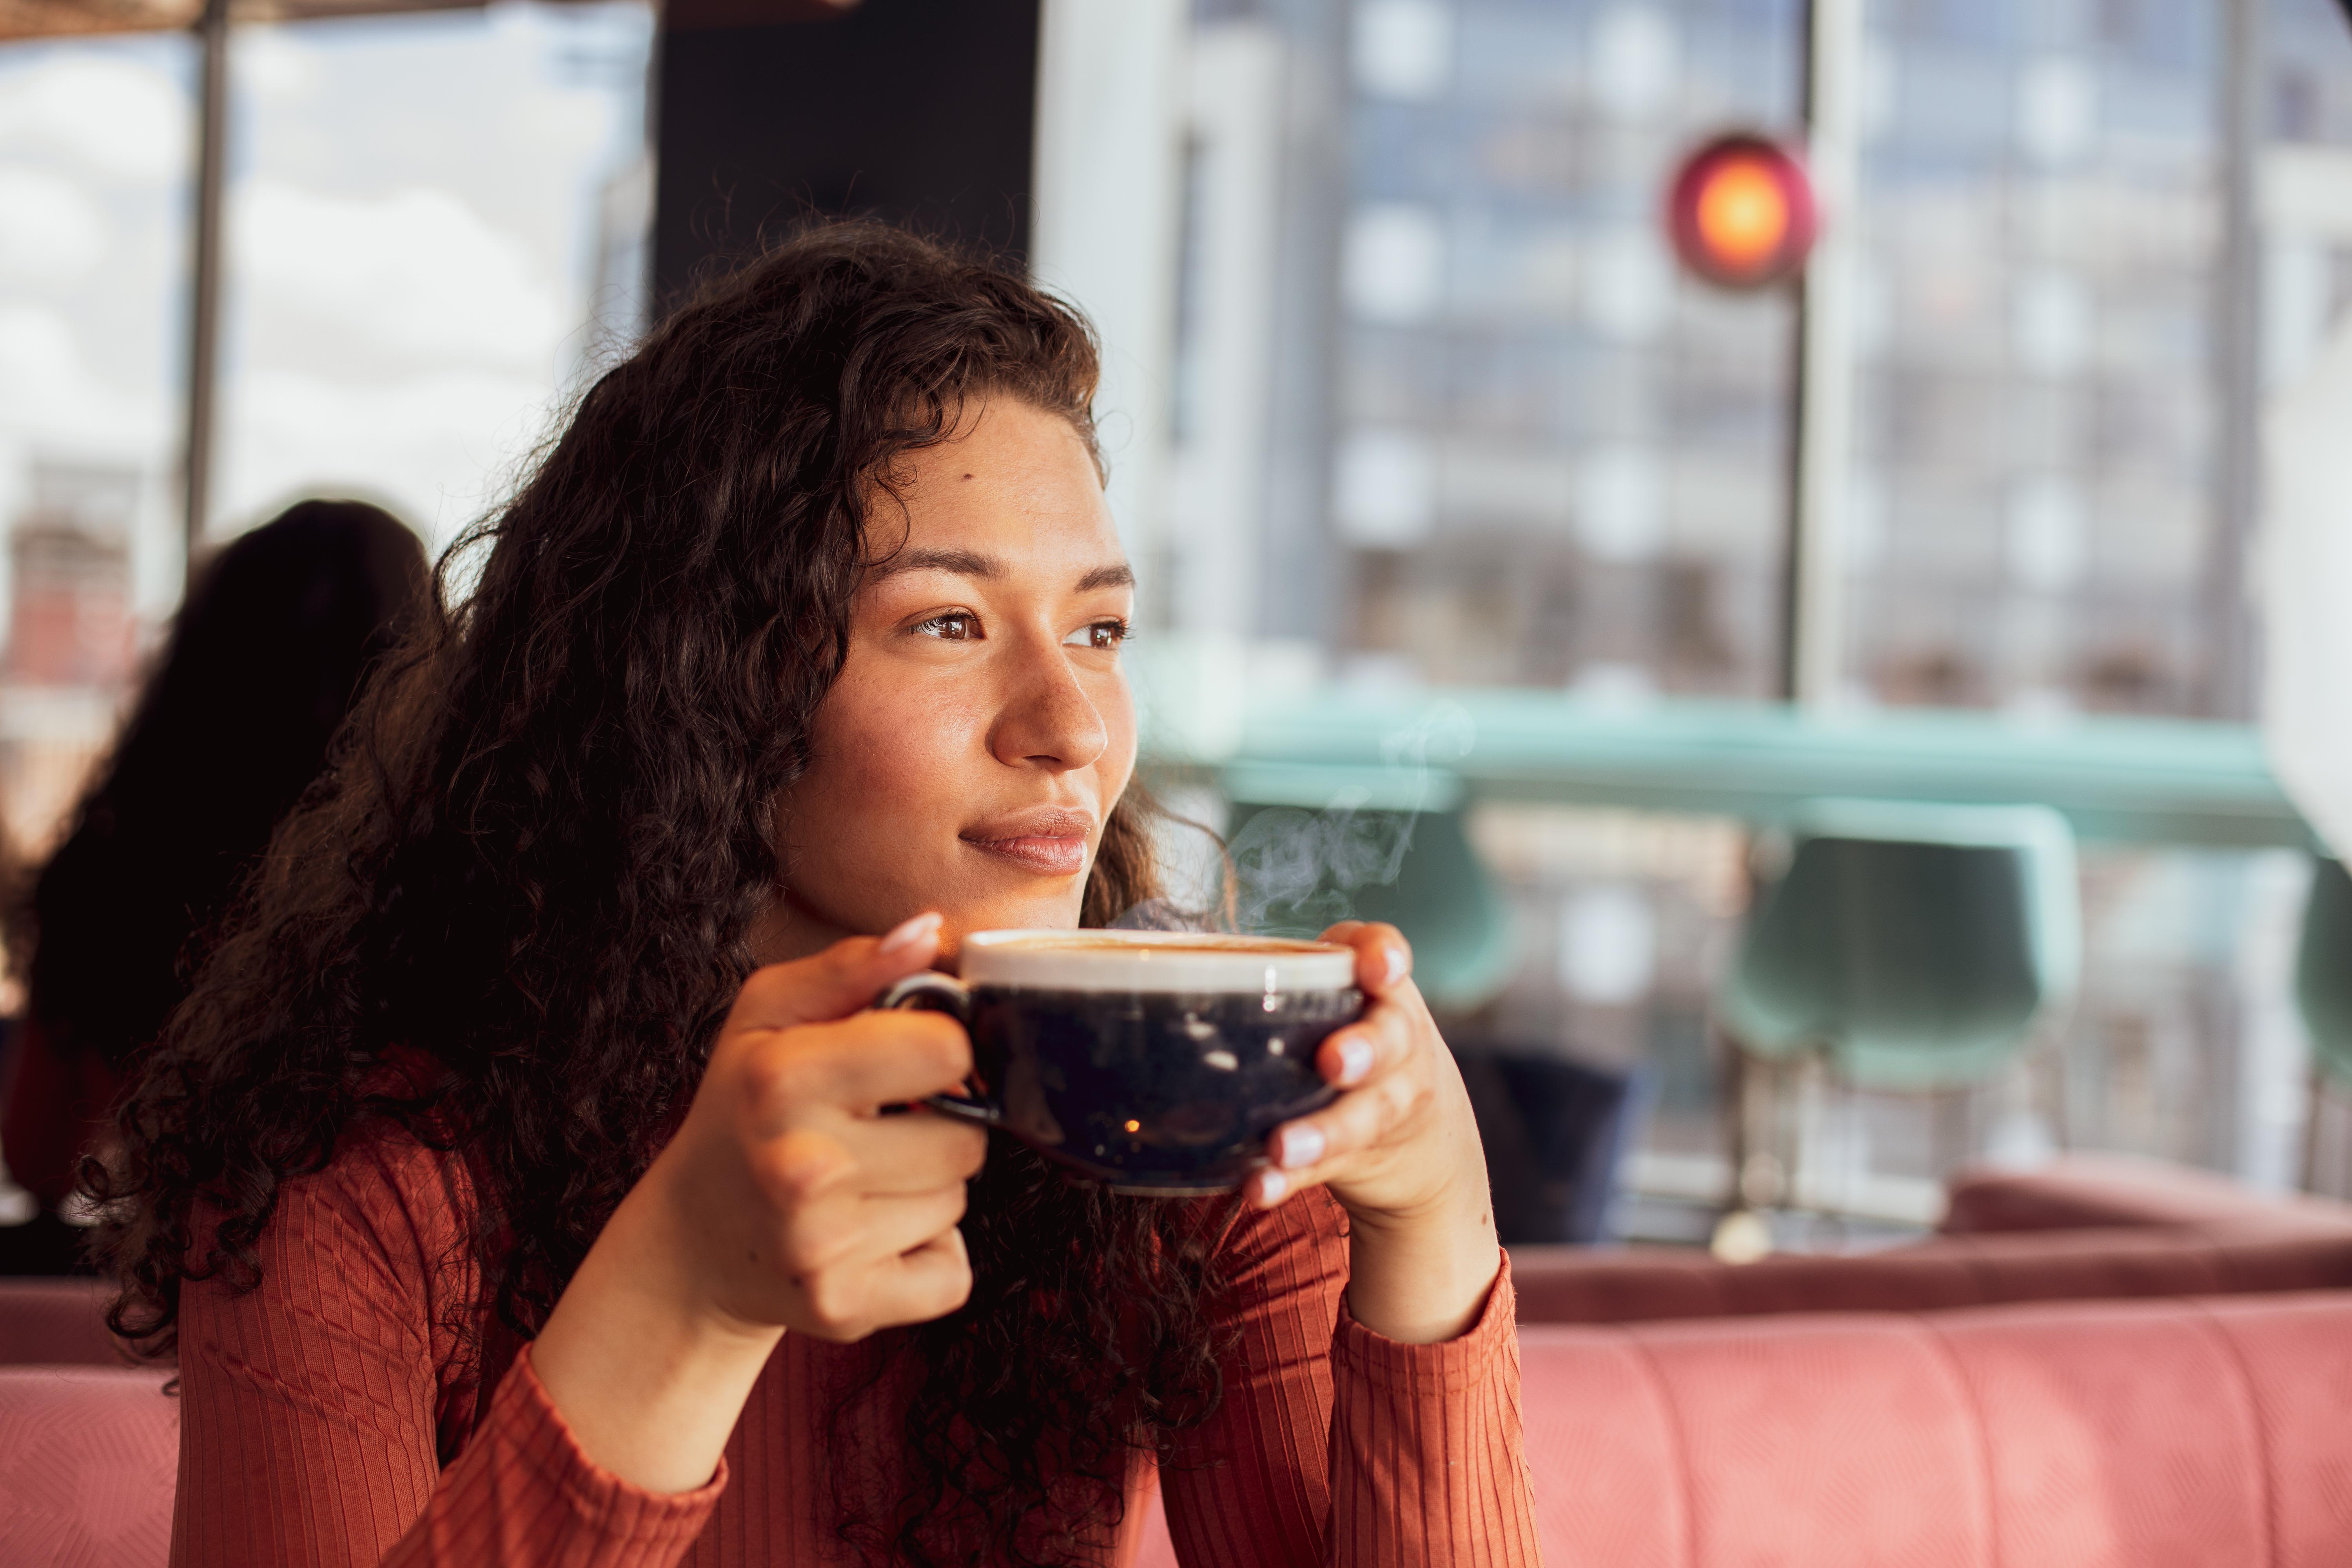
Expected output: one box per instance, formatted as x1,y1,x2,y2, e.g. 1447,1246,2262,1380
24,499,426,1079
94,222,1229,1566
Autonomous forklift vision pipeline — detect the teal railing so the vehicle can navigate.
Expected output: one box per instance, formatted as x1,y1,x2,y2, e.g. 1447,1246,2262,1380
1137,667,2310,851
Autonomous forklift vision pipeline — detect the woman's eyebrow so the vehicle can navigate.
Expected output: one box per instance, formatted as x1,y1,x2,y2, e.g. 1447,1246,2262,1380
873,550,1134,593
873,547,1000,580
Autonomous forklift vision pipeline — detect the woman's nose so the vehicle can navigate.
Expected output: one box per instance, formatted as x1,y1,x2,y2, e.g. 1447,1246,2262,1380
987,639,1110,772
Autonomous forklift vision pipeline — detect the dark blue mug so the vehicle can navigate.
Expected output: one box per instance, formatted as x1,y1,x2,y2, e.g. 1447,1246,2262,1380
878,930,1363,1194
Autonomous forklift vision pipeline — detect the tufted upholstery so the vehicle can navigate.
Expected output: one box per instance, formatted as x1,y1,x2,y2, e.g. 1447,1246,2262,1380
0,1365,177,1568
8,1292,2352,1568
1521,1291,2352,1568
16,1293,2347,1568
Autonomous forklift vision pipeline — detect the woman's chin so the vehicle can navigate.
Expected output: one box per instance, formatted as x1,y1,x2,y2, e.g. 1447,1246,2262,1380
937,893,1086,950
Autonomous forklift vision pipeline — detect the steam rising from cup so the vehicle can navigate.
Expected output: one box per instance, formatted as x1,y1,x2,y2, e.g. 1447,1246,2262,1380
1114,702,1475,937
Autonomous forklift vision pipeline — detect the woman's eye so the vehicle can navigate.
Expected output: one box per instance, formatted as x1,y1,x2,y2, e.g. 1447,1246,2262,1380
1064,619,1130,652
915,612,980,641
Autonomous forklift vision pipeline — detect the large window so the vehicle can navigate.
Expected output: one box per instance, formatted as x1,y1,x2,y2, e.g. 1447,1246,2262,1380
0,34,193,853
1849,1,2228,719
1335,0,1804,698
218,2,652,555
0,2,650,857
1173,0,1804,699
1163,0,2352,1208
1173,0,2327,719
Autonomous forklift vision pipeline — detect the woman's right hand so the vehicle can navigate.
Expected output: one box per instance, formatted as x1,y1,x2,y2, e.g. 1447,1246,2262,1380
532,912,983,1492
654,910,987,1342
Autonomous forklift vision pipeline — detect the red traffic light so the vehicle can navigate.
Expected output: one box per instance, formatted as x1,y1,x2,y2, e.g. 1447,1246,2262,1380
1666,133,1817,289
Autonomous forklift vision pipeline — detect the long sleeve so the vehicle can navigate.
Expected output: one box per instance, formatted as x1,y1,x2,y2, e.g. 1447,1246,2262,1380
1157,1188,1539,1567
386,1347,725,1566
169,1124,1533,1566
1327,1260,1538,1563
172,1132,723,1568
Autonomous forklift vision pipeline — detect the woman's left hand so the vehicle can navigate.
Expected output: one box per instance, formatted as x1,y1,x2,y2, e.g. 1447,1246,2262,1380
1245,921,1500,1344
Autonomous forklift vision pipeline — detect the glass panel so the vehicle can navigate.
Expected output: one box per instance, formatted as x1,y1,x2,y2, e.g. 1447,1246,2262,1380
218,0,653,559
1846,0,2226,718
0,34,193,856
0,2,650,863
1343,0,1806,697
1172,0,1805,697
1164,0,2352,1220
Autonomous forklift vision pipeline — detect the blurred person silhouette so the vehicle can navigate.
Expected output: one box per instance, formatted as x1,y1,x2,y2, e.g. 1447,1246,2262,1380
0,498,427,1273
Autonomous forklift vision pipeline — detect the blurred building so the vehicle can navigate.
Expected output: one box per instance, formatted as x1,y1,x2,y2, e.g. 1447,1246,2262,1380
1174,0,2352,720
1332,0,1802,699
1174,0,1804,698
1163,0,2352,1208
0,459,140,858
1853,2,2233,721
4,461,136,691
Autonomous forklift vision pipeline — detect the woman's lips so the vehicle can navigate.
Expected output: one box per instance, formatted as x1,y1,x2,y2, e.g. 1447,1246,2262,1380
960,808,1095,876
961,833,1089,875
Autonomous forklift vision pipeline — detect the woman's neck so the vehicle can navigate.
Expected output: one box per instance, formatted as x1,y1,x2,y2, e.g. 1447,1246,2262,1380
745,893,855,968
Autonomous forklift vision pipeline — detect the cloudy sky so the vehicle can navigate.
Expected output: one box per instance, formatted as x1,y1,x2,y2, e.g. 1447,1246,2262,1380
0,0,650,623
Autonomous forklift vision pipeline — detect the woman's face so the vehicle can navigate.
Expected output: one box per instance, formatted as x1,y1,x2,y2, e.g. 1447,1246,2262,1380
765,397,1138,960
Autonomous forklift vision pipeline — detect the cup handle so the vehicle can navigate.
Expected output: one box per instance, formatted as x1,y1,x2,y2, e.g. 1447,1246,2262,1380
874,971,1000,1125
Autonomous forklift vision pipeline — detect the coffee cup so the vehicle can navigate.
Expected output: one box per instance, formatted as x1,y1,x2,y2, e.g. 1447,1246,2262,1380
877,929,1364,1194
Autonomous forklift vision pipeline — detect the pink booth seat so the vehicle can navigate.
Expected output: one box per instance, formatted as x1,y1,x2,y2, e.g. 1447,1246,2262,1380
1512,1222,2352,1323
7,1289,2345,1568
0,1279,123,1367
1523,1290,2352,1568
1511,1156,2352,1326
1943,1152,2352,1239
0,1365,177,1568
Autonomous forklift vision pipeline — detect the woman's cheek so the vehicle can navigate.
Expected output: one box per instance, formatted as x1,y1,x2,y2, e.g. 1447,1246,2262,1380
1092,673,1140,788
860,686,994,790
821,664,981,787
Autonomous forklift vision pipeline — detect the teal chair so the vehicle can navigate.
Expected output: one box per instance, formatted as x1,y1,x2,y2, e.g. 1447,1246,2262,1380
2297,858,2352,1190
1714,799,2082,1232
1220,774,1517,1013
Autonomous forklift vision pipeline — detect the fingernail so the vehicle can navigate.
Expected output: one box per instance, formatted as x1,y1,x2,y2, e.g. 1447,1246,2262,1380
1338,1037,1374,1086
878,912,942,955
1278,1124,1325,1169
1383,946,1408,988
1257,1169,1289,1204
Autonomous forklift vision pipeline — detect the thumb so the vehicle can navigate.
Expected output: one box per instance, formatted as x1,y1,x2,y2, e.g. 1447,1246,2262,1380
729,912,945,1033
1322,920,1412,998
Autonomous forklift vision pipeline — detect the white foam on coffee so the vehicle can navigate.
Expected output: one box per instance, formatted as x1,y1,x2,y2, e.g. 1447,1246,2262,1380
960,929,1357,994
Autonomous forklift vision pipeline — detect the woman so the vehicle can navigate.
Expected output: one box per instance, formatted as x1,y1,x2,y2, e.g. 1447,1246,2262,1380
100,225,1534,1566
0,499,423,1270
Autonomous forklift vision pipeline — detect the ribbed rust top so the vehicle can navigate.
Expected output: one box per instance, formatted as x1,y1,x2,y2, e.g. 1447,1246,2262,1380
171,1128,1537,1566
